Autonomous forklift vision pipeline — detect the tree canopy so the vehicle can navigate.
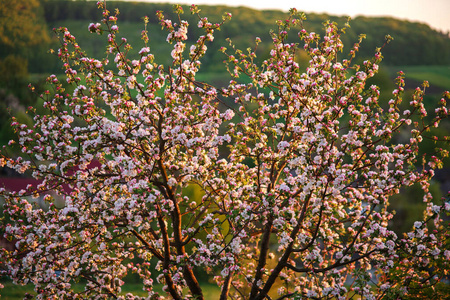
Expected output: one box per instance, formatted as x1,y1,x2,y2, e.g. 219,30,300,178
0,0,50,53
1,2,449,299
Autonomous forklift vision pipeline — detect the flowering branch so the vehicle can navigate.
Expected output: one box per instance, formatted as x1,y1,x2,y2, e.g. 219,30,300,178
1,2,449,299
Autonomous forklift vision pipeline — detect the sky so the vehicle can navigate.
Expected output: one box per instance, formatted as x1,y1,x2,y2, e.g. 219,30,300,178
122,0,450,33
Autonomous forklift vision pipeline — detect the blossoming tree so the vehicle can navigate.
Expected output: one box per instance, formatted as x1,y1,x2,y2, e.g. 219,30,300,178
1,1,449,299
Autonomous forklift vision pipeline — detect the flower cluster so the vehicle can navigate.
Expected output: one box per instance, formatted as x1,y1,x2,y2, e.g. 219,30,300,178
1,2,449,300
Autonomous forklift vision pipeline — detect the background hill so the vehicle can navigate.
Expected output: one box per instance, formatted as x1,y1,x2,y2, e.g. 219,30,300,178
35,1,450,71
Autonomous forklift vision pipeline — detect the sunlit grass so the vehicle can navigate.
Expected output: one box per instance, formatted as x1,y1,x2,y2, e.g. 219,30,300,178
388,65,450,90
0,279,221,299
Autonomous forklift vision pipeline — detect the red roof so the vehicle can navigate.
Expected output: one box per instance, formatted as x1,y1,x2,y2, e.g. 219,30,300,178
0,161,101,194
0,177,43,193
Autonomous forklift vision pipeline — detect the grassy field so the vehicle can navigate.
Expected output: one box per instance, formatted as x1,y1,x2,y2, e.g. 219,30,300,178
387,65,450,92
0,279,221,299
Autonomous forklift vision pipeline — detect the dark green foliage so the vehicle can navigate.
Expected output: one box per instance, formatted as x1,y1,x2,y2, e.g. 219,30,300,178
0,55,28,90
389,182,442,235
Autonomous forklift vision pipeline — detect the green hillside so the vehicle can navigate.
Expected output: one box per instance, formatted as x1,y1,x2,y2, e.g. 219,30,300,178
388,65,450,90
41,0,450,66
2,0,450,74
